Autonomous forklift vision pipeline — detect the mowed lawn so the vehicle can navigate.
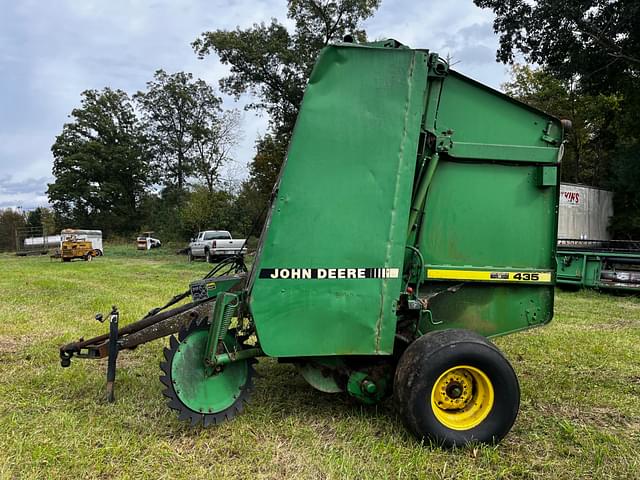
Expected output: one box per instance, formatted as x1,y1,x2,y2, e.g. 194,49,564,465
0,247,639,480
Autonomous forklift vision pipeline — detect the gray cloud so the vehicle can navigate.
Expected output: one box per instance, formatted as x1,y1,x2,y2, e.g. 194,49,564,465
438,22,499,66
0,176,50,196
0,197,48,210
364,6,505,88
0,0,280,208
451,44,496,66
0,175,51,210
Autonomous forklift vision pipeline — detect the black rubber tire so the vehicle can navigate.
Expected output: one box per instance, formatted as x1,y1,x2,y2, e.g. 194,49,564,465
206,250,214,264
187,250,193,262
394,329,519,448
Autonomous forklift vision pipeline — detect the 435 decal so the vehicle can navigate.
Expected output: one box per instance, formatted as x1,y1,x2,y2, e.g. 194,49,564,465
511,272,540,281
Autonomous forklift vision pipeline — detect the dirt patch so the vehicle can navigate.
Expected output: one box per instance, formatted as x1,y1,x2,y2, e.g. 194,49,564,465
0,334,49,354
545,402,637,431
580,318,640,331
97,351,145,369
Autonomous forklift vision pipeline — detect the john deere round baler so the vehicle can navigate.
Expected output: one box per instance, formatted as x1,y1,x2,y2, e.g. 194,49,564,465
61,39,566,447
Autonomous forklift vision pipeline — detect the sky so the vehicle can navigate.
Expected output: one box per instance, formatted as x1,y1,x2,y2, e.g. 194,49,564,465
0,0,510,210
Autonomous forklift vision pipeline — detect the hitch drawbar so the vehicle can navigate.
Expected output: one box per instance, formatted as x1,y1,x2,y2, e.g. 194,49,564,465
59,272,245,403
59,298,216,403
59,298,214,366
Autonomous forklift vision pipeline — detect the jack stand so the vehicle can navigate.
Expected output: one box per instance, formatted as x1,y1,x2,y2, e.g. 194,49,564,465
106,306,119,403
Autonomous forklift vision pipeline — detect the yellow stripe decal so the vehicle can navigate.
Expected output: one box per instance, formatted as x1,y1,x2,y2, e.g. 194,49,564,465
426,269,552,283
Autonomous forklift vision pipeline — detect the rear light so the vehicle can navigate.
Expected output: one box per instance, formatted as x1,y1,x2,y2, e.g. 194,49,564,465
212,241,217,248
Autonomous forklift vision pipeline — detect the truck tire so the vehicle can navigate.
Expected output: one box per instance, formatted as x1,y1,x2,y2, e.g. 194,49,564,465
206,249,214,264
394,329,519,448
188,250,193,262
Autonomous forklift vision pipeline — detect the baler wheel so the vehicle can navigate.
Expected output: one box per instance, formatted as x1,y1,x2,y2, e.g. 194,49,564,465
160,319,255,427
394,329,519,447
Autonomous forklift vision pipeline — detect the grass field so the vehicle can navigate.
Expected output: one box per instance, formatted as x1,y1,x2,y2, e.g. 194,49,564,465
0,246,639,479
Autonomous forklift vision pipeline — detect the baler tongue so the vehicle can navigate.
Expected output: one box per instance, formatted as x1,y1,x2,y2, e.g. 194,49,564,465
59,298,215,401
59,259,247,403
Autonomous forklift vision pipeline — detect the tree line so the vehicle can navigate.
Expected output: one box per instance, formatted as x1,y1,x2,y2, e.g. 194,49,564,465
0,207,56,252
4,0,638,247
45,70,243,240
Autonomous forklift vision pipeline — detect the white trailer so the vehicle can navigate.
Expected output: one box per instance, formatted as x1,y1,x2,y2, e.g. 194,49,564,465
558,183,613,240
24,235,62,247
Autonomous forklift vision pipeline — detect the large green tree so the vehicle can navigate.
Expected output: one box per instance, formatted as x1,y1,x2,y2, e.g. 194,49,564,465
474,0,639,92
502,64,622,186
47,88,149,235
135,70,231,193
192,108,242,193
180,185,236,236
193,0,381,205
26,207,56,234
476,0,640,238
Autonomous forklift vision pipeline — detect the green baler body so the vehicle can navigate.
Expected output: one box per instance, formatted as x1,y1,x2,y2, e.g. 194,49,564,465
248,42,563,358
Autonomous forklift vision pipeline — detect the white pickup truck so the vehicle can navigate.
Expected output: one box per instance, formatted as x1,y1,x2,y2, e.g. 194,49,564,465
188,230,246,263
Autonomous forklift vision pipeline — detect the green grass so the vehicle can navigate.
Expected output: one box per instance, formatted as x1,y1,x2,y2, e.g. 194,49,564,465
0,248,639,479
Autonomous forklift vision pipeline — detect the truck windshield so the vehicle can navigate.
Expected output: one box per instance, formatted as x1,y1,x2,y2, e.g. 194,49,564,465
203,232,230,240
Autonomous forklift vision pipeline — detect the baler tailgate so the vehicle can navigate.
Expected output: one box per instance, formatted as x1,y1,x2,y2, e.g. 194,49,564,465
248,45,429,357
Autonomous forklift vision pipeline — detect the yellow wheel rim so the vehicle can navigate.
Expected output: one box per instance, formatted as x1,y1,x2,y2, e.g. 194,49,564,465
430,365,494,431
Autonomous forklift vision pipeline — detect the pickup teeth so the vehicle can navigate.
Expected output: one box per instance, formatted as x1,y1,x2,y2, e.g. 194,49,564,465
159,319,255,428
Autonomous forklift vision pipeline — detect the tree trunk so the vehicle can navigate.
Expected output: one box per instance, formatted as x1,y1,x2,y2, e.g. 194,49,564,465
177,151,184,190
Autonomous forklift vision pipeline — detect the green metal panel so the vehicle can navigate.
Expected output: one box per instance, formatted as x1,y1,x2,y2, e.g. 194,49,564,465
539,165,558,187
421,285,554,337
435,72,563,163
419,162,558,269
248,45,429,357
556,253,586,284
583,257,602,286
416,70,561,336
417,161,558,335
